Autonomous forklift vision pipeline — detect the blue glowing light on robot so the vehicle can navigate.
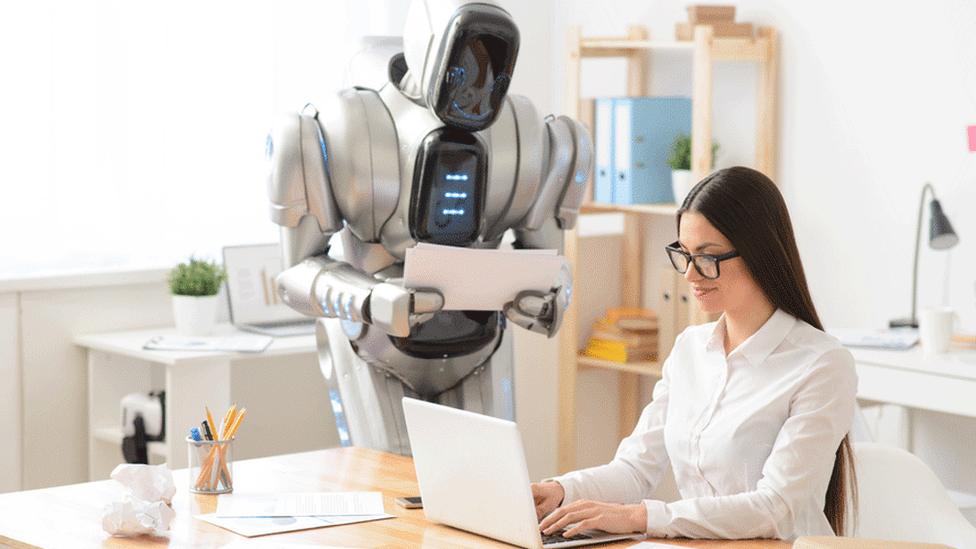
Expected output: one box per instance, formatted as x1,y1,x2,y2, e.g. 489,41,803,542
443,192,468,198
441,209,465,216
444,173,469,181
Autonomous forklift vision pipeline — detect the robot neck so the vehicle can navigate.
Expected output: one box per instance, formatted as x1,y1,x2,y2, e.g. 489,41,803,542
394,65,424,104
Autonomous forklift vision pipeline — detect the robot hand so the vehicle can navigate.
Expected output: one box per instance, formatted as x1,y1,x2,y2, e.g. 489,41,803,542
369,282,445,338
503,265,572,338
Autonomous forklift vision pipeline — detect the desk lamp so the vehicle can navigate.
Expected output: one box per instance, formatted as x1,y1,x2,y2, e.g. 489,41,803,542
889,182,959,328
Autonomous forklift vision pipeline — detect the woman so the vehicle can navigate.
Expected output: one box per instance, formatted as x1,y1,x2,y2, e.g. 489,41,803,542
534,167,858,540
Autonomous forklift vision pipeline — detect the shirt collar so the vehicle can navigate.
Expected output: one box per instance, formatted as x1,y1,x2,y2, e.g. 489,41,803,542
706,308,797,366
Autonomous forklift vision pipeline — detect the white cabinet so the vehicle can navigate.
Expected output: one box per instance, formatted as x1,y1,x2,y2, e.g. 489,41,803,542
75,324,324,480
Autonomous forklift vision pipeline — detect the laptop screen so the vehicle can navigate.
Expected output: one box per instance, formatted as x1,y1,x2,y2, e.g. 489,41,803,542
223,243,307,325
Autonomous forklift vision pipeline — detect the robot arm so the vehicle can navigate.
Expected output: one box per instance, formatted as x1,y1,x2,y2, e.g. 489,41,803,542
506,115,593,337
267,110,443,337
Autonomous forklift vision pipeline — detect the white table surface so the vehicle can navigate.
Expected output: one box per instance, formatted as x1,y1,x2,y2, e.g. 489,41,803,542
850,345,976,381
73,323,317,365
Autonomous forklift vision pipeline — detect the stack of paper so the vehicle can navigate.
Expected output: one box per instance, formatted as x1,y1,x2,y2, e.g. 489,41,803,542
403,243,568,311
196,492,394,537
143,335,273,353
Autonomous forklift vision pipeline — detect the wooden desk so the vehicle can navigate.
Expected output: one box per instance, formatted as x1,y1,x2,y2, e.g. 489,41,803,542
0,447,789,548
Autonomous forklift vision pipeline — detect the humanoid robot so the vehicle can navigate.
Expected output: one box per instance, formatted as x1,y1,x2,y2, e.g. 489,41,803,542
266,0,592,455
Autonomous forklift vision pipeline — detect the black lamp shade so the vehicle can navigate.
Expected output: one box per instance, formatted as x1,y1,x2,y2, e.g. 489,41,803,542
929,200,959,250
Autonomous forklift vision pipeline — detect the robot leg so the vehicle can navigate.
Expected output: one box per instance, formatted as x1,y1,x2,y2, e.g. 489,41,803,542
316,319,418,455
317,320,516,455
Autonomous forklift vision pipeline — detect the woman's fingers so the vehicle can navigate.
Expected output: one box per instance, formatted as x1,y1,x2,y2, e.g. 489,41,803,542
563,517,601,538
542,508,592,535
538,500,577,531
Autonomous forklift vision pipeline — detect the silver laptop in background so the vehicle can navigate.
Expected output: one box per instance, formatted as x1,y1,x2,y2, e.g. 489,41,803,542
402,397,644,549
222,243,315,337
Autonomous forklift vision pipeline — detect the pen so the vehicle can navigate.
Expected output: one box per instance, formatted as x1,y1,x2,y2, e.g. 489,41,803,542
189,427,202,442
201,420,214,441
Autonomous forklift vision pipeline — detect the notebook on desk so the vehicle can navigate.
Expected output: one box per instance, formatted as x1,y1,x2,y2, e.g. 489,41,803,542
223,244,315,337
829,328,919,350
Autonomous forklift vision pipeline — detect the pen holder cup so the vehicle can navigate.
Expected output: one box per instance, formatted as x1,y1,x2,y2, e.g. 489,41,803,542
187,436,234,494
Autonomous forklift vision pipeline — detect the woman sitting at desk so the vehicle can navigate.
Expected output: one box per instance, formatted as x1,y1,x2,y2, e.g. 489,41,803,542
535,167,858,540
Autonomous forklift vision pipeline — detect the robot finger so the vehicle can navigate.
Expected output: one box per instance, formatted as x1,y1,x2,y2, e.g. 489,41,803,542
412,289,445,314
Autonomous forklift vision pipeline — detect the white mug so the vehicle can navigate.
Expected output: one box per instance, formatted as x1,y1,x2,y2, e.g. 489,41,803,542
918,307,956,354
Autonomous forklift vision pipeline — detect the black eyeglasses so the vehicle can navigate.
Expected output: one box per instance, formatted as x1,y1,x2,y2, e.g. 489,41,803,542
665,241,740,280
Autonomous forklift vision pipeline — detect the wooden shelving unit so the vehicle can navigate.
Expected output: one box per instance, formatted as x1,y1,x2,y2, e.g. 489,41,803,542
558,24,779,473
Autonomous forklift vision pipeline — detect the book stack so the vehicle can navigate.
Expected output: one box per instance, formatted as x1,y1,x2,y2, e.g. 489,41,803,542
583,307,658,363
675,5,753,41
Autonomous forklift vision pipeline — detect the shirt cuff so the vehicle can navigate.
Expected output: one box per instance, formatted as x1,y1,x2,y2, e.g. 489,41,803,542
643,499,670,535
544,475,578,506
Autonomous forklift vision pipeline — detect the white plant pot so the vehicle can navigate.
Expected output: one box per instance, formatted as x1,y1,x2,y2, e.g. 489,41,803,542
671,169,694,205
172,294,219,336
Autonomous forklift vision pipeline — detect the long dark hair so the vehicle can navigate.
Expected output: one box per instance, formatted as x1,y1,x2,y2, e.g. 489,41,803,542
676,166,857,536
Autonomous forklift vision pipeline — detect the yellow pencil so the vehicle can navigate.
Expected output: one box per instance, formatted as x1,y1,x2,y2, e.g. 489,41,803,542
210,408,246,490
219,404,237,440
225,408,247,440
205,406,218,440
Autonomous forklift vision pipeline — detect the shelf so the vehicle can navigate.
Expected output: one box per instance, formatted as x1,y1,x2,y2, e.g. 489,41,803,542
581,202,678,217
581,36,769,62
578,354,663,377
92,425,167,457
560,23,778,472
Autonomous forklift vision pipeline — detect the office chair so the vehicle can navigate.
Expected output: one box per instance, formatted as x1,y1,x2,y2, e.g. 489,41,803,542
852,442,976,548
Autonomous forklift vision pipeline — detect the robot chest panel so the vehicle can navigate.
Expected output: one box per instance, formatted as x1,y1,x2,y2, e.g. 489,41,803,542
377,91,522,256
408,127,488,247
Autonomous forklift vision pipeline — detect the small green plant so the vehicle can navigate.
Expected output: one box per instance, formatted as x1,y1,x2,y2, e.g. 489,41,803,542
667,134,719,170
168,257,226,296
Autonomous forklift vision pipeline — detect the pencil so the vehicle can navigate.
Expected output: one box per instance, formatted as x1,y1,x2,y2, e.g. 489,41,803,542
225,408,247,440
205,406,217,440
219,404,237,440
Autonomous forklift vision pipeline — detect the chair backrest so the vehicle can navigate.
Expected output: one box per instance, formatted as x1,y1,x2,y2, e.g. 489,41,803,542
853,442,976,548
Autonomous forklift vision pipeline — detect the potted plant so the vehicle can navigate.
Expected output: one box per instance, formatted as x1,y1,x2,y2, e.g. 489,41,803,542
667,135,719,204
168,257,226,336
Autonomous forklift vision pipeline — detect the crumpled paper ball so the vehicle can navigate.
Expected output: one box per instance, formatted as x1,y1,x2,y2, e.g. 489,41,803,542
110,463,176,504
102,496,176,536
102,463,177,537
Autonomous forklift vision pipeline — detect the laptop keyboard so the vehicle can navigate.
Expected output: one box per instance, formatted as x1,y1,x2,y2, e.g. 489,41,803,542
541,529,591,545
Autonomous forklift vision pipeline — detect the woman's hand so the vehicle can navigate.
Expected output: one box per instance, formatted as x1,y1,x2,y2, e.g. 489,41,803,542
539,499,647,538
530,481,565,519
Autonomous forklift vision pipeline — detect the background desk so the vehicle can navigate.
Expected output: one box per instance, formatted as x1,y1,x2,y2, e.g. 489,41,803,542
0,447,790,549
852,346,976,520
74,324,333,480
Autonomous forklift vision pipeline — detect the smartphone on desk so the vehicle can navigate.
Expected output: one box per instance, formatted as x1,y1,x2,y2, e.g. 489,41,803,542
395,496,423,509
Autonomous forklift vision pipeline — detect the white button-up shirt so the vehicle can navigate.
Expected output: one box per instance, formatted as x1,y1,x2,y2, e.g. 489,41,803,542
553,309,857,539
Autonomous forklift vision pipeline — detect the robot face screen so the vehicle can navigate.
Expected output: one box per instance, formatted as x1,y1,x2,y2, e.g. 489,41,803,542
410,128,486,246
430,5,519,132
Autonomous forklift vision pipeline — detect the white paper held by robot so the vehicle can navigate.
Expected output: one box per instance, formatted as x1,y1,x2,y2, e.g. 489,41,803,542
403,243,567,311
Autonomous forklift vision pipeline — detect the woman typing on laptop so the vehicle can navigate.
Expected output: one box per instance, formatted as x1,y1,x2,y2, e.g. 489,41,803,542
535,167,858,541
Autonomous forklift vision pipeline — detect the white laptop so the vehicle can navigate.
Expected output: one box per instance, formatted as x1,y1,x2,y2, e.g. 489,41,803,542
402,398,644,549
222,244,315,337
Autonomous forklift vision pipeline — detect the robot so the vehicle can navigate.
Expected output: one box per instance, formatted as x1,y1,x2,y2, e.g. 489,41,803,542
265,0,592,455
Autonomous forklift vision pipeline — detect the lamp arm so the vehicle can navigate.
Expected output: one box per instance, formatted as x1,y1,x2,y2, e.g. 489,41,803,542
910,182,936,324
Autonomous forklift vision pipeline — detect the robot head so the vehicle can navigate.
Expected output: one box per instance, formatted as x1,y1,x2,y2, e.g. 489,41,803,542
403,0,519,132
